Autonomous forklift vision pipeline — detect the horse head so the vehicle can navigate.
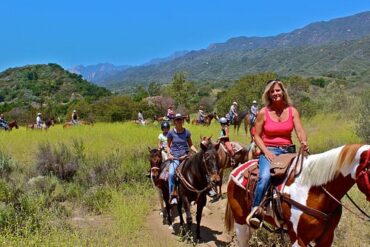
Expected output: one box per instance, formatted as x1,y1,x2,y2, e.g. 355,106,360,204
200,136,220,183
356,147,370,201
148,147,162,179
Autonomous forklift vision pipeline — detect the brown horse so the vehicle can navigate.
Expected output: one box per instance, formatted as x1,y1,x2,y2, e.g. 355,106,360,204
148,148,173,228
225,144,370,247
4,120,19,131
192,113,218,126
176,137,220,239
215,139,249,197
28,118,55,130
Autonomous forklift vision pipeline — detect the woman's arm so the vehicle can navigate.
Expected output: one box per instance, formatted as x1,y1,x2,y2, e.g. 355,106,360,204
166,137,174,159
292,107,309,152
254,108,276,161
188,138,198,153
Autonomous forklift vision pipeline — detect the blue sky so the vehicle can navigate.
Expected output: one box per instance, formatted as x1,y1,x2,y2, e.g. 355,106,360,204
1,0,370,71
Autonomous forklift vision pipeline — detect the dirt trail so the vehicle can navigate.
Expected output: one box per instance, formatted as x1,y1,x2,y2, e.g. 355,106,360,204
144,184,235,247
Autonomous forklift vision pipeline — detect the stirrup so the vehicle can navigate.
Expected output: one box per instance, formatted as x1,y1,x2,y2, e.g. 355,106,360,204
246,207,263,229
230,158,236,167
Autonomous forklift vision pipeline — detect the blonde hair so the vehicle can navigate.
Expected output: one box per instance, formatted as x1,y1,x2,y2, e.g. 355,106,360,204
262,80,293,106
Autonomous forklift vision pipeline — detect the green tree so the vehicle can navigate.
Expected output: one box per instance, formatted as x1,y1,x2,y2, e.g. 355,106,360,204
147,82,161,96
166,72,195,109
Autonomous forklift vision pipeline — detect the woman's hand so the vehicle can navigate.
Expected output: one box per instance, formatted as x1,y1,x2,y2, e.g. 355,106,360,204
301,141,310,153
168,153,174,160
264,149,277,162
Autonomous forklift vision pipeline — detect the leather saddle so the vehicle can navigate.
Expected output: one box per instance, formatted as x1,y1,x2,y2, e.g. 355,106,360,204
242,153,297,213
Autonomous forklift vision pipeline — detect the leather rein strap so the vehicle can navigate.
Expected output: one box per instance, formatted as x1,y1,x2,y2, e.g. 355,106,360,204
175,155,214,202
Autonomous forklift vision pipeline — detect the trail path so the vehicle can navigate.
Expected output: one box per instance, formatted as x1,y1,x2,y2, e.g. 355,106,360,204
144,184,235,247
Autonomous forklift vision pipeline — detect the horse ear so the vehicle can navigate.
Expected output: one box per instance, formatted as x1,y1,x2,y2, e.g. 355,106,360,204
148,147,151,152
200,141,207,152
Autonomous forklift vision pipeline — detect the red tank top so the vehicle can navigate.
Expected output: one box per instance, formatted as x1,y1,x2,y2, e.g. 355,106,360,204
262,106,294,146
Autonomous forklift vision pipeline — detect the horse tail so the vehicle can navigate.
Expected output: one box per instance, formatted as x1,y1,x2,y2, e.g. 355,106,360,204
225,198,234,232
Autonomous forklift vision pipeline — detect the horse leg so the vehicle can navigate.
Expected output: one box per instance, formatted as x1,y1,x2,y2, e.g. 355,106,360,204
195,196,207,240
182,197,193,231
218,170,224,198
235,223,253,247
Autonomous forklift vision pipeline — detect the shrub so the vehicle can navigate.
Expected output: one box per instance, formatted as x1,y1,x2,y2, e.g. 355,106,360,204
355,90,370,142
83,186,112,214
35,142,80,181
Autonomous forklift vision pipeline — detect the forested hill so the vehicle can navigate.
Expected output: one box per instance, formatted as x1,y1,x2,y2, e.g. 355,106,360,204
0,64,111,114
102,11,370,89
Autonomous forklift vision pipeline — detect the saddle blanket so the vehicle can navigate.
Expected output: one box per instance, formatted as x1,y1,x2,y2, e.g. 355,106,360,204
230,160,258,189
230,159,284,191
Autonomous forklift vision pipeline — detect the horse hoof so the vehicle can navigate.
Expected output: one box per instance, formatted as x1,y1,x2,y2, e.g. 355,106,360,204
159,211,164,216
169,225,174,232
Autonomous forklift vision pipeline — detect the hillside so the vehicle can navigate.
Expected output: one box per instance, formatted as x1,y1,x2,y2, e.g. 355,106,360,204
102,11,370,89
0,63,111,113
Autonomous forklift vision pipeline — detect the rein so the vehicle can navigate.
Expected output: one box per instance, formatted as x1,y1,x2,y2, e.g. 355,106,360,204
175,154,215,203
321,186,370,221
279,147,332,221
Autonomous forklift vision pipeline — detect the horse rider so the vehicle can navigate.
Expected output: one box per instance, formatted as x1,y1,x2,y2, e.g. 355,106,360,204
138,110,145,125
166,113,198,205
36,113,43,128
250,100,259,125
0,114,9,130
228,101,238,123
247,79,309,228
158,121,170,161
198,105,207,124
166,105,175,120
218,117,235,166
71,110,79,125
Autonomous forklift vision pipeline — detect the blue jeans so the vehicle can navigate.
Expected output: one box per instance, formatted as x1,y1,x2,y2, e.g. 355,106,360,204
168,159,180,197
252,146,288,207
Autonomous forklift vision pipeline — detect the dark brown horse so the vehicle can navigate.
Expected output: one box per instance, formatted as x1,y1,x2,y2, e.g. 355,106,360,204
225,144,370,247
8,120,19,130
176,137,220,239
148,148,173,228
192,112,218,126
2,120,19,131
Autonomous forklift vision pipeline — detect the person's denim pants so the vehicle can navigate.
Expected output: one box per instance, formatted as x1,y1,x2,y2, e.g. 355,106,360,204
252,146,288,207
168,159,180,197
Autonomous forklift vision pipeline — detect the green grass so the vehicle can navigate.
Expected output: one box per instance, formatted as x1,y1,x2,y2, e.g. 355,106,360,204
0,114,367,246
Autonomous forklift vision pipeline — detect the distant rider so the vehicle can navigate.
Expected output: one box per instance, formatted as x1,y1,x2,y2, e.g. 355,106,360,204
0,114,9,130
138,110,145,125
167,106,175,120
71,110,79,125
250,100,259,125
198,106,207,124
36,113,43,128
228,101,238,123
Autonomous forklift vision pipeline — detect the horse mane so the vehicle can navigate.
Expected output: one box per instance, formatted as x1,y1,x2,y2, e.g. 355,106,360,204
300,144,362,187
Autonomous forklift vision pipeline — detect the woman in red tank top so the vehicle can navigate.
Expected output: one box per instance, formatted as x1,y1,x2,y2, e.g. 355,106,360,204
247,79,309,228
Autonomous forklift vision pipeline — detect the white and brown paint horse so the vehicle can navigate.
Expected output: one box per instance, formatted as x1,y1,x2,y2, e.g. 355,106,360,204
225,144,370,247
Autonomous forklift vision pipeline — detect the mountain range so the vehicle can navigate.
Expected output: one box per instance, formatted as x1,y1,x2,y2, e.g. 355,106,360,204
70,11,370,90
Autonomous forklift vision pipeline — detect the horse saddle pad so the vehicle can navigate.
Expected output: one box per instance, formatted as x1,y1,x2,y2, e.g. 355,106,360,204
230,160,284,191
159,161,170,181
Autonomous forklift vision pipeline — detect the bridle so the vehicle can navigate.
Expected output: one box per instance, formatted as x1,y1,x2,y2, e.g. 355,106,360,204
176,149,219,202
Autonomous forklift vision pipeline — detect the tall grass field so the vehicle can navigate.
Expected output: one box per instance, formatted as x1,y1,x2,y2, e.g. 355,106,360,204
0,113,367,246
